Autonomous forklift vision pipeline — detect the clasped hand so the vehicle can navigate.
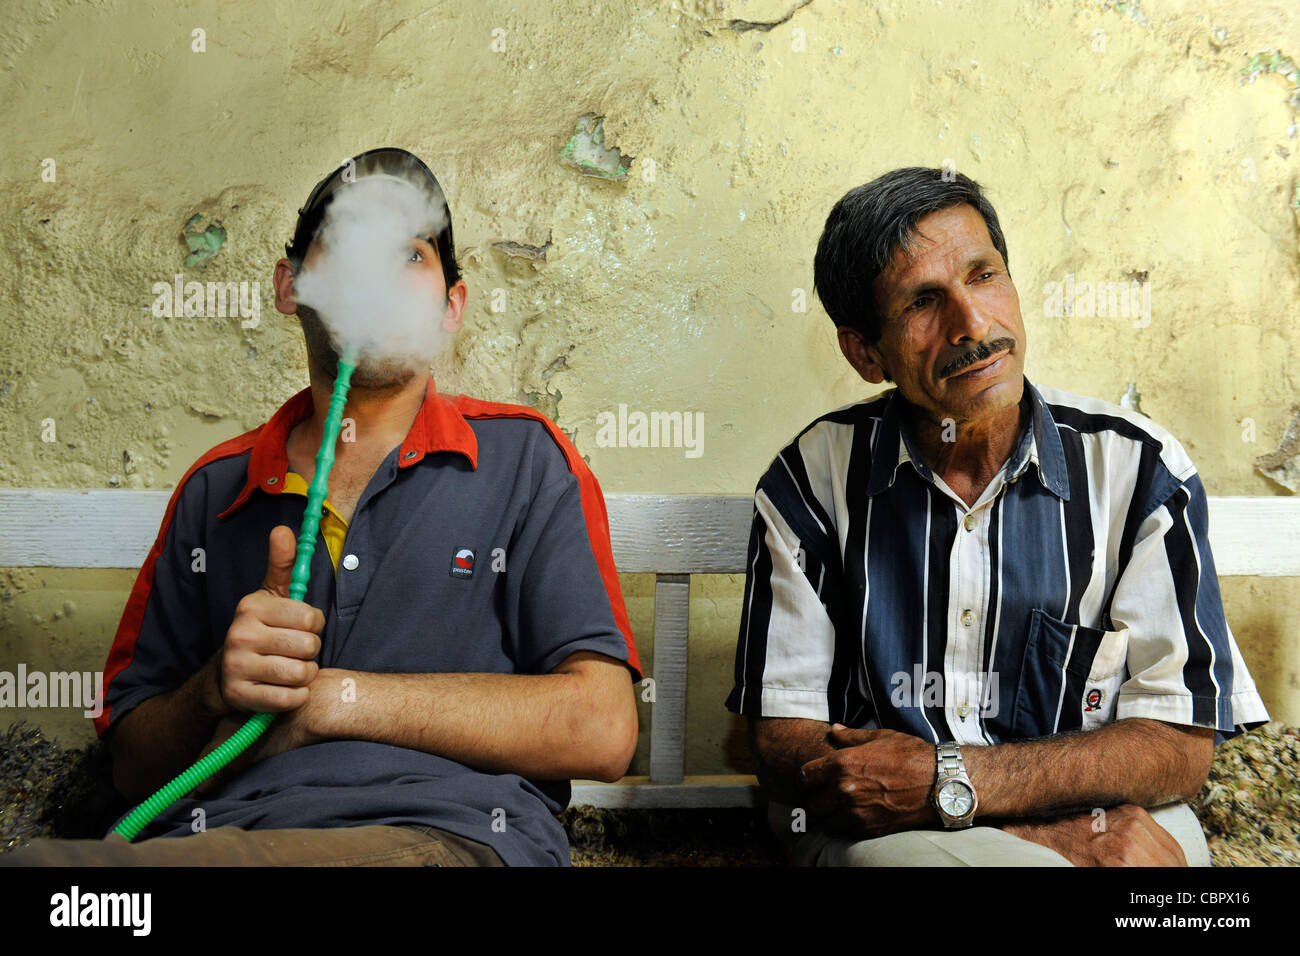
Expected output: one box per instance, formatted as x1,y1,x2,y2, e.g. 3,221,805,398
797,724,938,837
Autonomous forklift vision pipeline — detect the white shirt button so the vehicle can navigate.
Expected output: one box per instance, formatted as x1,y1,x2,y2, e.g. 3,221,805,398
960,608,975,627
963,513,977,531
342,553,359,571
957,703,971,718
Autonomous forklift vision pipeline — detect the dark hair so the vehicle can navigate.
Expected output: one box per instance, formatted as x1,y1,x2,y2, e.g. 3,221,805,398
812,167,1009,343
284,147,461,291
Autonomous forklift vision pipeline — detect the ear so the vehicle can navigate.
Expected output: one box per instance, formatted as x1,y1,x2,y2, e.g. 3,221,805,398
442,279,467,334
273,258,299,316
837,326,888,385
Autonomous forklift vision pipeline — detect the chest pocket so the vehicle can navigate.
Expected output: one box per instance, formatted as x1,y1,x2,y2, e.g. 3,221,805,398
1012,609,1129,738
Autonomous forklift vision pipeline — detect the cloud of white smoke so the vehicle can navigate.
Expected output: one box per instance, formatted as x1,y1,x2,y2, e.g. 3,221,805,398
292,173,452,371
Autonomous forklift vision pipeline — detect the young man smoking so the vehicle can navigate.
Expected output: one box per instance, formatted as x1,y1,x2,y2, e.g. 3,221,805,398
7,148,640,867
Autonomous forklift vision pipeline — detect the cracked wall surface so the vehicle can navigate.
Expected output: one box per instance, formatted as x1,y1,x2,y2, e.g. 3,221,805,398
2,0,1299,763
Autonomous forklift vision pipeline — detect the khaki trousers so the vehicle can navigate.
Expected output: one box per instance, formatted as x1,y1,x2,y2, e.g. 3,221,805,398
0,824,505,867
767,801,1212,867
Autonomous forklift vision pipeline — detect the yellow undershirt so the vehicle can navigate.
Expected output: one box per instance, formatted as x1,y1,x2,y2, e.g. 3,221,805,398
281,471,349,573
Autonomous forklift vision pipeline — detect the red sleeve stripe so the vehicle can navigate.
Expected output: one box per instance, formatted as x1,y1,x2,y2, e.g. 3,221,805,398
95,428,264,737
453,397,643,680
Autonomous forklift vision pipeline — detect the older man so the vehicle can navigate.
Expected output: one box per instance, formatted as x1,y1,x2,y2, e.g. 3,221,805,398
727,167,1268,866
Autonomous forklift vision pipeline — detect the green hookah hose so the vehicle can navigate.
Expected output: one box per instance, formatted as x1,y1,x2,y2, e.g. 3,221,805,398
113,347,358,841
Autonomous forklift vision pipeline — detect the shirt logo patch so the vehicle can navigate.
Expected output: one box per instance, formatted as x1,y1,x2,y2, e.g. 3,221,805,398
1084,688,1103,711
450,547,475,579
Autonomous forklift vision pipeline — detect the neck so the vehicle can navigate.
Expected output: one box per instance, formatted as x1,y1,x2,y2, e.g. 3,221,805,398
298,364,428,459
904,393,1029,503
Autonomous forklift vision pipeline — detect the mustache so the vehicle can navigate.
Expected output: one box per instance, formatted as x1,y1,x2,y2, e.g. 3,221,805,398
939,337,1016,379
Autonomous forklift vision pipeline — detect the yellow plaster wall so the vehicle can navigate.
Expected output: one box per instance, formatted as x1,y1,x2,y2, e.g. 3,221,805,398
1,0,1297,768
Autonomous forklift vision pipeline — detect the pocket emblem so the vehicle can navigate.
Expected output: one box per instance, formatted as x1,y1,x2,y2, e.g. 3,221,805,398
450,547,475,579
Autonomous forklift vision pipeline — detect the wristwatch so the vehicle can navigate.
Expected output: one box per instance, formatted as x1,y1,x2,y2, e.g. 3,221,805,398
932,741,978,829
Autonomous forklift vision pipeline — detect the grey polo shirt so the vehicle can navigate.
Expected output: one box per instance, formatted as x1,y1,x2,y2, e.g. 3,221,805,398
98,378,642,865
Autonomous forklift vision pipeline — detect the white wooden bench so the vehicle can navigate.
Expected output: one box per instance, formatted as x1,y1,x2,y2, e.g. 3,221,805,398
2,489,1298,809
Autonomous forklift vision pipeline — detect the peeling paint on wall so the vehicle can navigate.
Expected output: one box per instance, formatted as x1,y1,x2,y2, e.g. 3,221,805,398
1120,382,1144,414
493,229,553,261
181,213,226,269
1241,49,1300,137
1257,406,1300,493
721,0,814,34
560,114,631,180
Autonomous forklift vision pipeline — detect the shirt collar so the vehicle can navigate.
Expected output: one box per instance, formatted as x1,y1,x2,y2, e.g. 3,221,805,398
864,377,1070,501
218,376,478,520
1007,380,1070,500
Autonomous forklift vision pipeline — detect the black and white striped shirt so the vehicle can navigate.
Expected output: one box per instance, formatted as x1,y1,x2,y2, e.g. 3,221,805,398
726,379,1269,745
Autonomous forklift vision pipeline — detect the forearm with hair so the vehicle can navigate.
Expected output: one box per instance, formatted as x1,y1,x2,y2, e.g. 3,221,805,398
963,718,1214,820
749,717,836,804
309,659,636,782
106,652,232,802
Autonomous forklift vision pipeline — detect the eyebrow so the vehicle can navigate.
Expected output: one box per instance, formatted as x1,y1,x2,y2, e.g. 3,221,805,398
887,254,1000,307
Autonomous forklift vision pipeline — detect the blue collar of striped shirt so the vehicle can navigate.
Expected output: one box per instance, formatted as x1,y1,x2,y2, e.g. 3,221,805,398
864,378,1071,501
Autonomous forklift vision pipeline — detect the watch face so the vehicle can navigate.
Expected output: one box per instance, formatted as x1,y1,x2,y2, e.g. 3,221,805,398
938,780,974,817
